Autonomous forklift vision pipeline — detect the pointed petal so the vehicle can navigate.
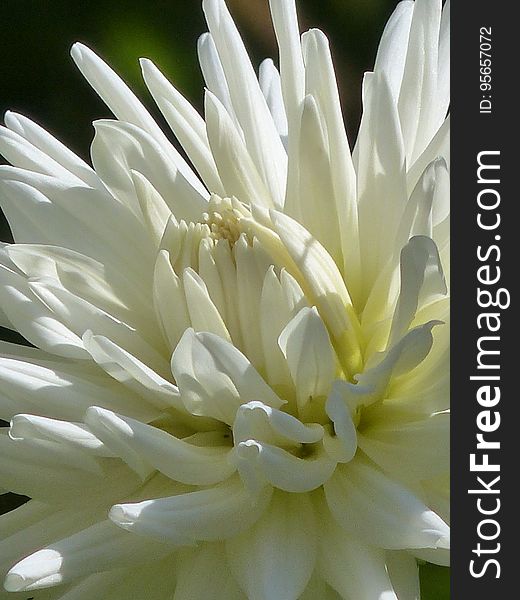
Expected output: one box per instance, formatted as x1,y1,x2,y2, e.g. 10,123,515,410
110,477,272,543
227,490,316,600
324,459,450,549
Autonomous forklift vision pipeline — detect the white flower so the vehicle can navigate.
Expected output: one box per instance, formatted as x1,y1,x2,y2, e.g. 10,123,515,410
0,0,450,598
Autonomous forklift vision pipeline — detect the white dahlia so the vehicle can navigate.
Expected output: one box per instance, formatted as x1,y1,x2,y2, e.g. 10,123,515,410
0,0,450,598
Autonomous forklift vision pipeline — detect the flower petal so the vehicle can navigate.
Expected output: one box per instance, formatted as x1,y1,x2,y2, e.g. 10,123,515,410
279,306,335,411
324,459,450,549
110,477,272,543
4,520,174,591
171,329,284,424
86,407,234,485
226,490,316,600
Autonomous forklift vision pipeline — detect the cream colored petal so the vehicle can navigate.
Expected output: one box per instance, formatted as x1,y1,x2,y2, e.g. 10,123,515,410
270,210,361,376
91,120,207,221
0,347,159,422
172,329,284,425
291,94,342,266
324,459,449,549
202,0,287,208
259,267,299,389
317,504,398,600
386,551,420,600
110,477,272,543
4,112,102,189
0,126,84,186
197,33,238,129
233,439,335,494
233,400,323,447
4,520,174,592
140,58,225,196
10,414,110,456
86,407,234,485
323,387,358,463
359,412,449,482
70,42,205,195
204,92,272,208
0,265,88,359
258,59,288,146
388,236,446,346
227,490,315,600
83,331,183,413
398,0,442,163
182,268,231,342
152,248,191,352
174,543,245,600
374,1,414,102
279,306,335,411
0,170,153,283
301,29,359,295
131,170,172,247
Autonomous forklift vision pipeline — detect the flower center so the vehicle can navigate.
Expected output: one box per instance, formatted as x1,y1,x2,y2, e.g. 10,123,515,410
202,195,247,245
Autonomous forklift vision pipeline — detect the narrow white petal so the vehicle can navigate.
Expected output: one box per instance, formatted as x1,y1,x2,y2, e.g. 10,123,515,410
291,94,342,265
6,243,151,323
318,504,398,600
204,92,272,208
356,71,407,297
279,306,335,410
91,119,207,221
259,267,301,389
374,1,414,101
259,59,288,146
301,29,359,294
174,543,245,600
152,249,191,351
323,387,358,463
233,439,335,494
110,477,272,542
171,329,284,425
0,126,84,185
182,267,231,341
86,407,235,485
202,0,287,208
437,0,450,127
268,0,305,124
4,520,173,591
357,321,441,399
233,400,323,447
0,349,158,422
227,490,316,600
389,236,446,345
0,433,135,504
140,58,225,195
4,111,102,189
0,264,88,359
0,171,153,283
324,459,450,549
83,331,183,413
131,170,172,247
10,414,109,456
70,42,205,194
407,114,450,194
234,237,272,372
270,210,361,376
398,0,442,163
358,413,449,481
386,551,420,600
197,32,238,127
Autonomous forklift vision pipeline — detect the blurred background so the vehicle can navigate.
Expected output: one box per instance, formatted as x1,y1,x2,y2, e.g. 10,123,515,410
0,1,449,597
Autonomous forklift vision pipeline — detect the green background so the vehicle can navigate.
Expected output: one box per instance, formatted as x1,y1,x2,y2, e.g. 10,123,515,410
0,1,449,598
